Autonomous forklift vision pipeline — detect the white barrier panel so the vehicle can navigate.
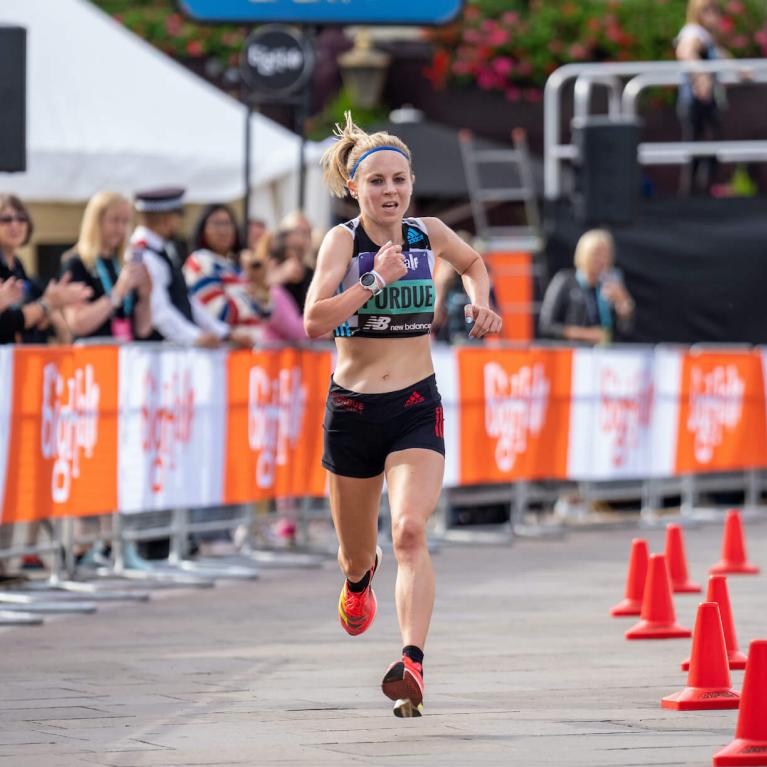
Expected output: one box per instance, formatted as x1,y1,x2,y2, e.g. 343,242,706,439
118,346,227,513
651,347,682,477
433,345,459,487
568,347,657,480
0,347,13,523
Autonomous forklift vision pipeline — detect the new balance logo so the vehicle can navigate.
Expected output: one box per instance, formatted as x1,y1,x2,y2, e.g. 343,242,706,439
363,316,391,331
404,391,425,408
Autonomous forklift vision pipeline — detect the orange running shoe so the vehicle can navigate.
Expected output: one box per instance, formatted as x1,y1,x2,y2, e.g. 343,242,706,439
338,545,382,636
382,655,424,717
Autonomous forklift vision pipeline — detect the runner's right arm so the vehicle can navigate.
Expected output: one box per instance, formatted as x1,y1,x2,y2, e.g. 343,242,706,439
303,227,405,338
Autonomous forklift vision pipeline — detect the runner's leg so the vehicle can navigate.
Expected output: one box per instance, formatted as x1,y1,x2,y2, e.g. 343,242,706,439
385,448,445,649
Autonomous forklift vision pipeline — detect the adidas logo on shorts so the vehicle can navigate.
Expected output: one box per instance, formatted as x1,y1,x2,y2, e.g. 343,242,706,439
404,391,425,408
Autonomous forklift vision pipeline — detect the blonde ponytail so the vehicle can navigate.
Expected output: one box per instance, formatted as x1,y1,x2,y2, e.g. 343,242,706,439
320,110,413,199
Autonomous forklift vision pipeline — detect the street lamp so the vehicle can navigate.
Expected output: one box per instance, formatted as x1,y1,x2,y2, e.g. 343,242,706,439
339,29,390,109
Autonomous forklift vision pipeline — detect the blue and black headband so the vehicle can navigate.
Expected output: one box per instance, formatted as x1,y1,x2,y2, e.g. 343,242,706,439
349,146,410,179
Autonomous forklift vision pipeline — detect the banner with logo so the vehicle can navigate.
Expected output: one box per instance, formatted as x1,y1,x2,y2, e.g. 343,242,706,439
2,345,119,522
457,347,573,483
0,347,14,523
224,348,331,502
118,346,227,513
568,348,656,480
674,350,767,473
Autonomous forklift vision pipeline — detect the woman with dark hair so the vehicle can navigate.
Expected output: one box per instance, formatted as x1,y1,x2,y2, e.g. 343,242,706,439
0,194,88,346
0,194,91,574
183,203,269,333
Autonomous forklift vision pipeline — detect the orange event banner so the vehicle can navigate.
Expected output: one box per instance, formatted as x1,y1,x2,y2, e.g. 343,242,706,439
2,345,119,523
675,350,767,474
457,347,573,484
224,347,331,502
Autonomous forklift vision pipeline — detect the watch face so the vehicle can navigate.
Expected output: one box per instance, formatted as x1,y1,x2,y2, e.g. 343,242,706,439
361,272,376,287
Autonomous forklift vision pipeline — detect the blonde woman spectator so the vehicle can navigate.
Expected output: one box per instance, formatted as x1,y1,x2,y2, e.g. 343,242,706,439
539,229,634,345
183,204,270,332
61,191,152,341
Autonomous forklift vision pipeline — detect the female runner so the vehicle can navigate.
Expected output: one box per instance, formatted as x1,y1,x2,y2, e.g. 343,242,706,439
304,113,502,717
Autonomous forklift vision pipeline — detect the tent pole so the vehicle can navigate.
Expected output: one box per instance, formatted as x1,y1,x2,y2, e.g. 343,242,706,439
244,101,252,243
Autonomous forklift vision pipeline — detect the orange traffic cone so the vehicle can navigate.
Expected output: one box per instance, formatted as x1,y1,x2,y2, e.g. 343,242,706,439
611,538,648,617
662,602,739,710
665,523,701,593
713,640,767,765
682,575,748,671
625,554,691,640
710,510,760,575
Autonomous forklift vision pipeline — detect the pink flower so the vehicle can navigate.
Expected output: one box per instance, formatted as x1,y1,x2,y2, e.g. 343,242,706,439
731,35,749,48
487,28,510,46
569,43,588,60
726,0,745,13
606,26,624,44
165,13,182,35
501,11,520,26
517,60,533,76
755,30,767,46
464,5,480,20
720,16,735,33
493,56,514,76
464,29,482,44
186,39,204,57
524,88,543,103
477,68,498,90
452,59,476,76
481,18,500,33
505,86,522,102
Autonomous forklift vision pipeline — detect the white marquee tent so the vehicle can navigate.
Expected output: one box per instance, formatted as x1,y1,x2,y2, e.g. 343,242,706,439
0,0,331,228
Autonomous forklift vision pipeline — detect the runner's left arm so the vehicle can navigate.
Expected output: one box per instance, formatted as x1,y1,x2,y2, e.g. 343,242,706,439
424,218,502,339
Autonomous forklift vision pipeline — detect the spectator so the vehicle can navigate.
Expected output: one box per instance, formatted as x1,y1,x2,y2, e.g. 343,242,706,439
242,232,307,344
246,217,267,256
61,191,152,341
0,194,76,346
675,0,729,195
433,231,498,344
539,229,635,345
0,195,91,573
183,204,270,334
268,228,315,313
280,209,317,267
129,188,252,348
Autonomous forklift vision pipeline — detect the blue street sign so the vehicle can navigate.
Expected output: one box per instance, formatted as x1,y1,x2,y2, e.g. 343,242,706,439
177,0,464,26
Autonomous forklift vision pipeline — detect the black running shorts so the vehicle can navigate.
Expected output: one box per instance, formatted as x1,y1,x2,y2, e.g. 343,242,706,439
322,374,445,478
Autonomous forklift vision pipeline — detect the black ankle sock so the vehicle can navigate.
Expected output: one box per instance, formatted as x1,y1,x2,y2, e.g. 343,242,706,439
346,551,377,593
403,645,424,670
346,571,370,593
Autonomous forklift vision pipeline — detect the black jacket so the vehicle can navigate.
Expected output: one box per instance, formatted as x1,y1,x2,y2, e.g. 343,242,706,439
539,269,634,341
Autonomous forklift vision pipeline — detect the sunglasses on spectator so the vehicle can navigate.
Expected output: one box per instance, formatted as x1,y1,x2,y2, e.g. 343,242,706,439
0,214,29,225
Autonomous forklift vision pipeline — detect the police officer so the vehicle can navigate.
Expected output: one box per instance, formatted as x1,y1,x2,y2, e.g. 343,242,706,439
130,188,252,347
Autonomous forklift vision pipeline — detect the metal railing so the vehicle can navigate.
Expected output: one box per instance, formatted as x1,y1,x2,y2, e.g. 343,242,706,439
544,58,767,199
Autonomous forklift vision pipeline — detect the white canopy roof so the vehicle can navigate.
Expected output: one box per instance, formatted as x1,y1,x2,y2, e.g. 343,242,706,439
0,0,330,226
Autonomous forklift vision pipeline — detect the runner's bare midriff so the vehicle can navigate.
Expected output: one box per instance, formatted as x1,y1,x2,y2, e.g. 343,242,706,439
333,335,434,393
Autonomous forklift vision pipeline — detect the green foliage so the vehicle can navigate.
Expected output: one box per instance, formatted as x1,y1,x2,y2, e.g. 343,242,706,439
305,87,388,142
425,0,767,100
90,0,248,65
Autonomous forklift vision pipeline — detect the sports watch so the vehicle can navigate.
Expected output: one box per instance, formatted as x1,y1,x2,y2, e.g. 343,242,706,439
359,271,384,296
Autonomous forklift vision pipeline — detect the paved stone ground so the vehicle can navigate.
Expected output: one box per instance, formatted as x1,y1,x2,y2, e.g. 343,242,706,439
1,515,766,767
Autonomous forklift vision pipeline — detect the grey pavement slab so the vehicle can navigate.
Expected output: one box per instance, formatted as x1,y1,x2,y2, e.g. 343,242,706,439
1,514,766,766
